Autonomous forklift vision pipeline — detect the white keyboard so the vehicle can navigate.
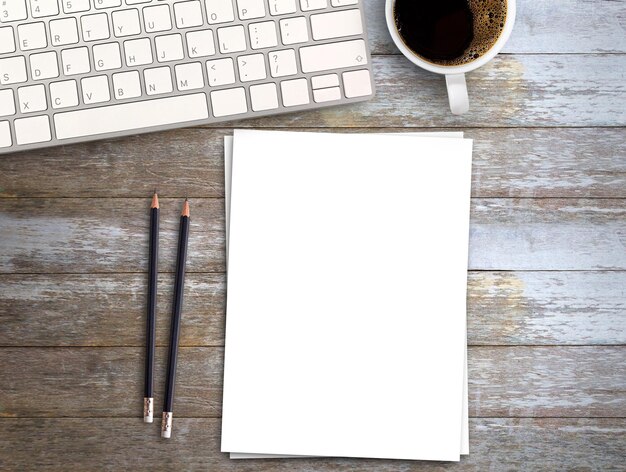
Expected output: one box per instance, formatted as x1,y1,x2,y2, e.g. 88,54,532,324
0,0,374,154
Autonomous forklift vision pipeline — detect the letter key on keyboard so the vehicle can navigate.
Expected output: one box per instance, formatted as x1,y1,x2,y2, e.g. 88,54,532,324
0,0,374,153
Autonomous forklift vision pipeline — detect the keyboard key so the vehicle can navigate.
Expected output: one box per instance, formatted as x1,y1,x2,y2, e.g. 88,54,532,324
0,56,27,85
126,0,152,4
236,0,265,20
269,49,297,78
342,69,372,98
29,51,59,79
205,0,234,24
155,34,184,62
313,86,340,102
187,30,215,57
311,9,362,40
0,89,16,116
18,84,47,113
144,4,172,32
112,9,141,37
174,1,204,28
280,78,309,106
249,21,278,49
14,115,51,144
144,66,173,95
54,94,209,139
93,42,122,71
217,25,246,53
81,75,111,104
0,27,16,53
0,0,28,23
124,38,153,66
299,0,326,11
112,70,142,99
299,39,367,73
206,57,235,86
61,47,91,75
237,53,266,82
331,0,358,5
250,82,278,111
81,13,111,41
50,17,79,46
50,80,79,109
30,0,59,17
279,17,308,45
17,22,47,50
174,62,205,91
210,87,247,117
62,0,90,13
0,121,11,148
268,0,296,15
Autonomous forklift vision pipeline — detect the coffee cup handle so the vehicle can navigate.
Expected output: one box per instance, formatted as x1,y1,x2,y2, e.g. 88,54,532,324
445,73,469,115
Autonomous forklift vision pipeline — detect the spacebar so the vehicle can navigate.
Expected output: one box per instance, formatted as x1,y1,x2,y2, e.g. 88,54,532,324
54,94,209,140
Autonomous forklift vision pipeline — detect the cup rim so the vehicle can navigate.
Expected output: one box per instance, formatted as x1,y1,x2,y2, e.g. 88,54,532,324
385,0,517,75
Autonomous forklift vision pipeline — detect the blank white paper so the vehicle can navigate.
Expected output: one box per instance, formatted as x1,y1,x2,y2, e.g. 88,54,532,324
224,133,469,459
221,130,472,461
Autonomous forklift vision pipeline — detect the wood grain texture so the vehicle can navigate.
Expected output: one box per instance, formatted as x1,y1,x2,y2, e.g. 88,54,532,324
0,0,624,468
0,418,625,471
0,198,624,274
0,271,624,347
364,0,626,54
0,347,624,418
1,128,624,199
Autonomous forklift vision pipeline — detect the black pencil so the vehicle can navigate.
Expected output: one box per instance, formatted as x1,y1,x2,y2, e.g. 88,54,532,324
161,199,190,439
144,192,159,423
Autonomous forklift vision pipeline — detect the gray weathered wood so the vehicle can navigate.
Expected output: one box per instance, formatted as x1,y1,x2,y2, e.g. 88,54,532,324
0,198,624,274
0,1,624,468
363,0,626,55
0,418,624,471
0,347,624,418
1,128,624,199
1,271,624,347
0,273,226,347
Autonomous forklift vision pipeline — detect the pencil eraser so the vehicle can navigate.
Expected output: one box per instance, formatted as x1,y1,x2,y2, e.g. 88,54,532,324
161,412,173,439
143,397,153,423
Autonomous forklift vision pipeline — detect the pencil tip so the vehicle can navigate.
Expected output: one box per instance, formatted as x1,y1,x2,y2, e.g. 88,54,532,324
151,192,159,209
182,199,190,217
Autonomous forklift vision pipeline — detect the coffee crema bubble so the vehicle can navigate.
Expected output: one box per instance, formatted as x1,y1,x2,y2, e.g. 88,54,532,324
394,0,507,66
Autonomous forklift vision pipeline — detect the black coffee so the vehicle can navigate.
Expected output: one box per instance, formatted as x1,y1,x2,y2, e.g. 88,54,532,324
394,0,507,66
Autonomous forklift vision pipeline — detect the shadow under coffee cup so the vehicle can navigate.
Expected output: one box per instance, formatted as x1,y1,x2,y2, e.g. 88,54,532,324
385,0,516,115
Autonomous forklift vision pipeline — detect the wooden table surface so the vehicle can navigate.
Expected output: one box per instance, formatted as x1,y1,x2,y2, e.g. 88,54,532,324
1,0,625,470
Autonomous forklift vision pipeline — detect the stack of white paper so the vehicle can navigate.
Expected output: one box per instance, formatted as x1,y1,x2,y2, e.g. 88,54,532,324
221,130,472,462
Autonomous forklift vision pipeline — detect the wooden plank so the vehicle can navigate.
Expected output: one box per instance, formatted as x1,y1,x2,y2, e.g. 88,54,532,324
1,128,624,199
469,198,626,270
0,198,624,273
1,271,624,347
0,198,226,274
364,0,626,54
0,418,624,470
468,271,626,346
0,347,624,418
0,273,226,347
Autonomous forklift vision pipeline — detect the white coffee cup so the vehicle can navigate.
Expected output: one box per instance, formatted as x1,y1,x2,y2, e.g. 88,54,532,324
385,0,516,115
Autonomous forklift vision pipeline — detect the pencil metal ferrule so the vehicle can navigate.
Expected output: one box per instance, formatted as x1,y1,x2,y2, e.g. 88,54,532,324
161,411,173,439
143,397,153,423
